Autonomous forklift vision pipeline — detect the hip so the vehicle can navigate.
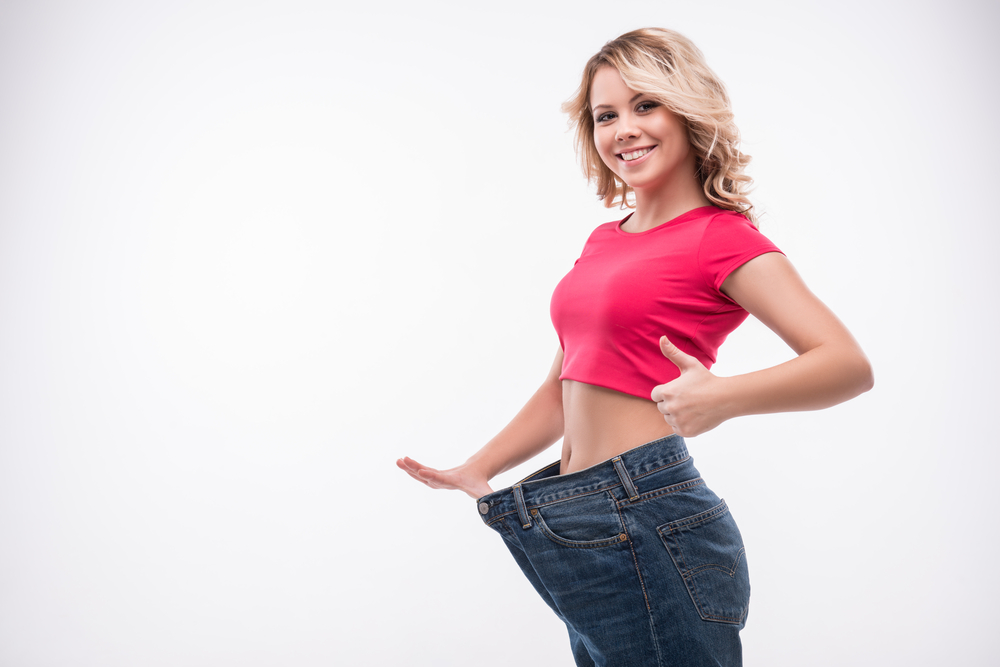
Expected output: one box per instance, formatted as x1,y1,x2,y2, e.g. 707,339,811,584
477,434,752,645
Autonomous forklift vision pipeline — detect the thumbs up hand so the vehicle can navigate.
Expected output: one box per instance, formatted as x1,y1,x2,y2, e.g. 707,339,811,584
651,336,728,437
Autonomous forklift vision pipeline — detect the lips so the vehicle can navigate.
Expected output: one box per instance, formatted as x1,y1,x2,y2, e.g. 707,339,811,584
617,146,654,162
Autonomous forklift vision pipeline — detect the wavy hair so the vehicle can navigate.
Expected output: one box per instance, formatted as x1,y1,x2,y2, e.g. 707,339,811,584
563,28,756,223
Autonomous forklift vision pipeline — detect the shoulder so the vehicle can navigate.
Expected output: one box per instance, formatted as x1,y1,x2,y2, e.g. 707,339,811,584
696,209,783,292
579,218,624,246
700,208,776,248
703,208,759,232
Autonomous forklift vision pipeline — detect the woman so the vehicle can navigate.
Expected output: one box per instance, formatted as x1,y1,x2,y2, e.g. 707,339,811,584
397,28,872,666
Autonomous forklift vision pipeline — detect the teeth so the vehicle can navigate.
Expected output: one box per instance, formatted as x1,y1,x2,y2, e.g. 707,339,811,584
621,148,651,161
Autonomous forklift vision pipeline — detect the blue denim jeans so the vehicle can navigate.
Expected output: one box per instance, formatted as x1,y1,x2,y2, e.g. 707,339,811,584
477,435,749,666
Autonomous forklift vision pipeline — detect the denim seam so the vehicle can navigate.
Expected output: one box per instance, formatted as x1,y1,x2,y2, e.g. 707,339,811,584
618,507,648,610
617,478,705,509
619,504,665,666
684,548,746,578
524,484,623,511
495,517,516,538
630,454,692,481
659,499,729,531
488,476,701,522
511,452,690,503
503,455,693,509
532,509,628,549
678,567,746,625
485,510,517,527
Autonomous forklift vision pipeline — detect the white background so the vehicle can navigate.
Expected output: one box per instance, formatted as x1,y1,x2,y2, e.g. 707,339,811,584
1,0,998,665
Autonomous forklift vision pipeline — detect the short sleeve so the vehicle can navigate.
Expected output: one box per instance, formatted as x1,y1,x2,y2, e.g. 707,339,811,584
698,212,783,293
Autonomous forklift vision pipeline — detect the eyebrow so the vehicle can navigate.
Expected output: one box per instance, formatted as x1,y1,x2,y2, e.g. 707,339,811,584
592,93,643,112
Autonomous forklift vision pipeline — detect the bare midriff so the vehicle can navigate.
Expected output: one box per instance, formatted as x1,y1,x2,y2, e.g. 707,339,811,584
559,379,675,475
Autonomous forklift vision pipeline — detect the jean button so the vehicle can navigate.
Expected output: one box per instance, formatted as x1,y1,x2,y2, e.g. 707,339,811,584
478,502,490,515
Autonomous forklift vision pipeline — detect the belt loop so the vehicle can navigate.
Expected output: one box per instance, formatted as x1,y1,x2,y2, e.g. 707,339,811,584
513,484,532,529
613,456,640,501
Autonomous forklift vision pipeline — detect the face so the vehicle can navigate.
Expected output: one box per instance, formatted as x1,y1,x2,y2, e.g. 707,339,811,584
589,66,696,193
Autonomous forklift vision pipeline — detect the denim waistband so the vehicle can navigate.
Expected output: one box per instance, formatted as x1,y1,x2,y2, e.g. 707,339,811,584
476,434,692,525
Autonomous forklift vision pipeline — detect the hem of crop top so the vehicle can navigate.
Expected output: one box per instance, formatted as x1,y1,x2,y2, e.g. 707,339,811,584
559,375,656,402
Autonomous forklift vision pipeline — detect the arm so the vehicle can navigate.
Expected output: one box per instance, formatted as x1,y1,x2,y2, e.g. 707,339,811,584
651,252,873,436
397,348,565,498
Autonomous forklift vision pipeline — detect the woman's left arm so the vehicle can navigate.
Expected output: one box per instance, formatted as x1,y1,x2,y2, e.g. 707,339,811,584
650,252,874,436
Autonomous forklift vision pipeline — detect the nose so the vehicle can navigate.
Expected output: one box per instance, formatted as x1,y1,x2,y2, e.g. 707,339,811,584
615,113,639,142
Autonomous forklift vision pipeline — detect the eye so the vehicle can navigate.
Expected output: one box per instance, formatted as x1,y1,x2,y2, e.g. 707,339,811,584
595,111,616,123
636,101,658,113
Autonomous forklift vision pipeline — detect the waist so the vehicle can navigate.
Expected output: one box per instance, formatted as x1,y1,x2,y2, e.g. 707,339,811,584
477,434,694,523
560,379,675,473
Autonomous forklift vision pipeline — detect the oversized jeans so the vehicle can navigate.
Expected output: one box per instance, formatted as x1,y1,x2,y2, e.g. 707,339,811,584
476,435,749,666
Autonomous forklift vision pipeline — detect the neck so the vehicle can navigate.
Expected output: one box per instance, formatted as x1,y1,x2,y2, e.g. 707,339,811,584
623,155,712,232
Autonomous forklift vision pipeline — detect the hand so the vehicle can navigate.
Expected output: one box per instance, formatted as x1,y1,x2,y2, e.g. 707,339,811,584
650,336,729,437
396,457,494,500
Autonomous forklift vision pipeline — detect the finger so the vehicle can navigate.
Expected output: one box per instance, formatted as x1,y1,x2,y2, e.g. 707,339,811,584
401,468,433,487
399,457,441,477
662,412,679,432
652,393,671,415
397,457,428,476
399,462,433,485
397,458,446,488
659,336,699,372
415,467,449,486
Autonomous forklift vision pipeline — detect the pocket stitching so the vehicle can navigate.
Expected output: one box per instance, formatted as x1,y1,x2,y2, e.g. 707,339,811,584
630,454,691,480
534,511,628,549
657,500,749,625
485,510,516,527
533,491,628,549
659,499,729,533
620,477,705,509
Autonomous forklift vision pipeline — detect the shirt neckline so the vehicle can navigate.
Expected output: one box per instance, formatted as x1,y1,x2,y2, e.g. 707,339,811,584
616,205,719,236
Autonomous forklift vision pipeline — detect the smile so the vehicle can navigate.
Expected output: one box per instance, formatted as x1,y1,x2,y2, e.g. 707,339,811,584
618,147,654,162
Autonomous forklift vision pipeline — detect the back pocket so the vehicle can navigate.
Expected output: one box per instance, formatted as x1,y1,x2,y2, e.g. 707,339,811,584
657,500,750,624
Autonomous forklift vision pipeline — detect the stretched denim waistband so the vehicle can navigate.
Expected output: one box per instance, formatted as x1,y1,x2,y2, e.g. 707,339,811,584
476,434,691,526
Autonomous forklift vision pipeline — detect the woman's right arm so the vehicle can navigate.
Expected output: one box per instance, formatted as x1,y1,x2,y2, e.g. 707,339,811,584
396,348,565,499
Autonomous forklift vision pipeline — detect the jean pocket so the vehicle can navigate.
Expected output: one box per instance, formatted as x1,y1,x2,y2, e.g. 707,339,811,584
533,491,628,549
657,500,750,624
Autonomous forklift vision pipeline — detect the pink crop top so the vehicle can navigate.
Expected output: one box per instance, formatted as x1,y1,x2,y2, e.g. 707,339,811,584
550,205,782,400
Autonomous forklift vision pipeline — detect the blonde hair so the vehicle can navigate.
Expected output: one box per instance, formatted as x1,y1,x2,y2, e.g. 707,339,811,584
563,28,756,223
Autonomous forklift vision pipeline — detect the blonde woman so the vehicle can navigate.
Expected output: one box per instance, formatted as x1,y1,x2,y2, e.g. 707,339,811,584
398,28,872,666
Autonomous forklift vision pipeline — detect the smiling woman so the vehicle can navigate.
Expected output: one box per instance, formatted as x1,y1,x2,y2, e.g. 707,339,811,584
589,68,699,215
398,27,872,666
562,28,754,224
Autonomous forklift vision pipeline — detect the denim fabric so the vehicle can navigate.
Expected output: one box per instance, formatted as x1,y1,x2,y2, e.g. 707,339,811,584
477,435,749,667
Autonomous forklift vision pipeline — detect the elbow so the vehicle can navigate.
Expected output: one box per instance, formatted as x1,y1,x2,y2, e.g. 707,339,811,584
851,353,875,397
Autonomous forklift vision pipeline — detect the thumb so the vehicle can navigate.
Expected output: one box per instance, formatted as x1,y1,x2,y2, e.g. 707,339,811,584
659,336,699,372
